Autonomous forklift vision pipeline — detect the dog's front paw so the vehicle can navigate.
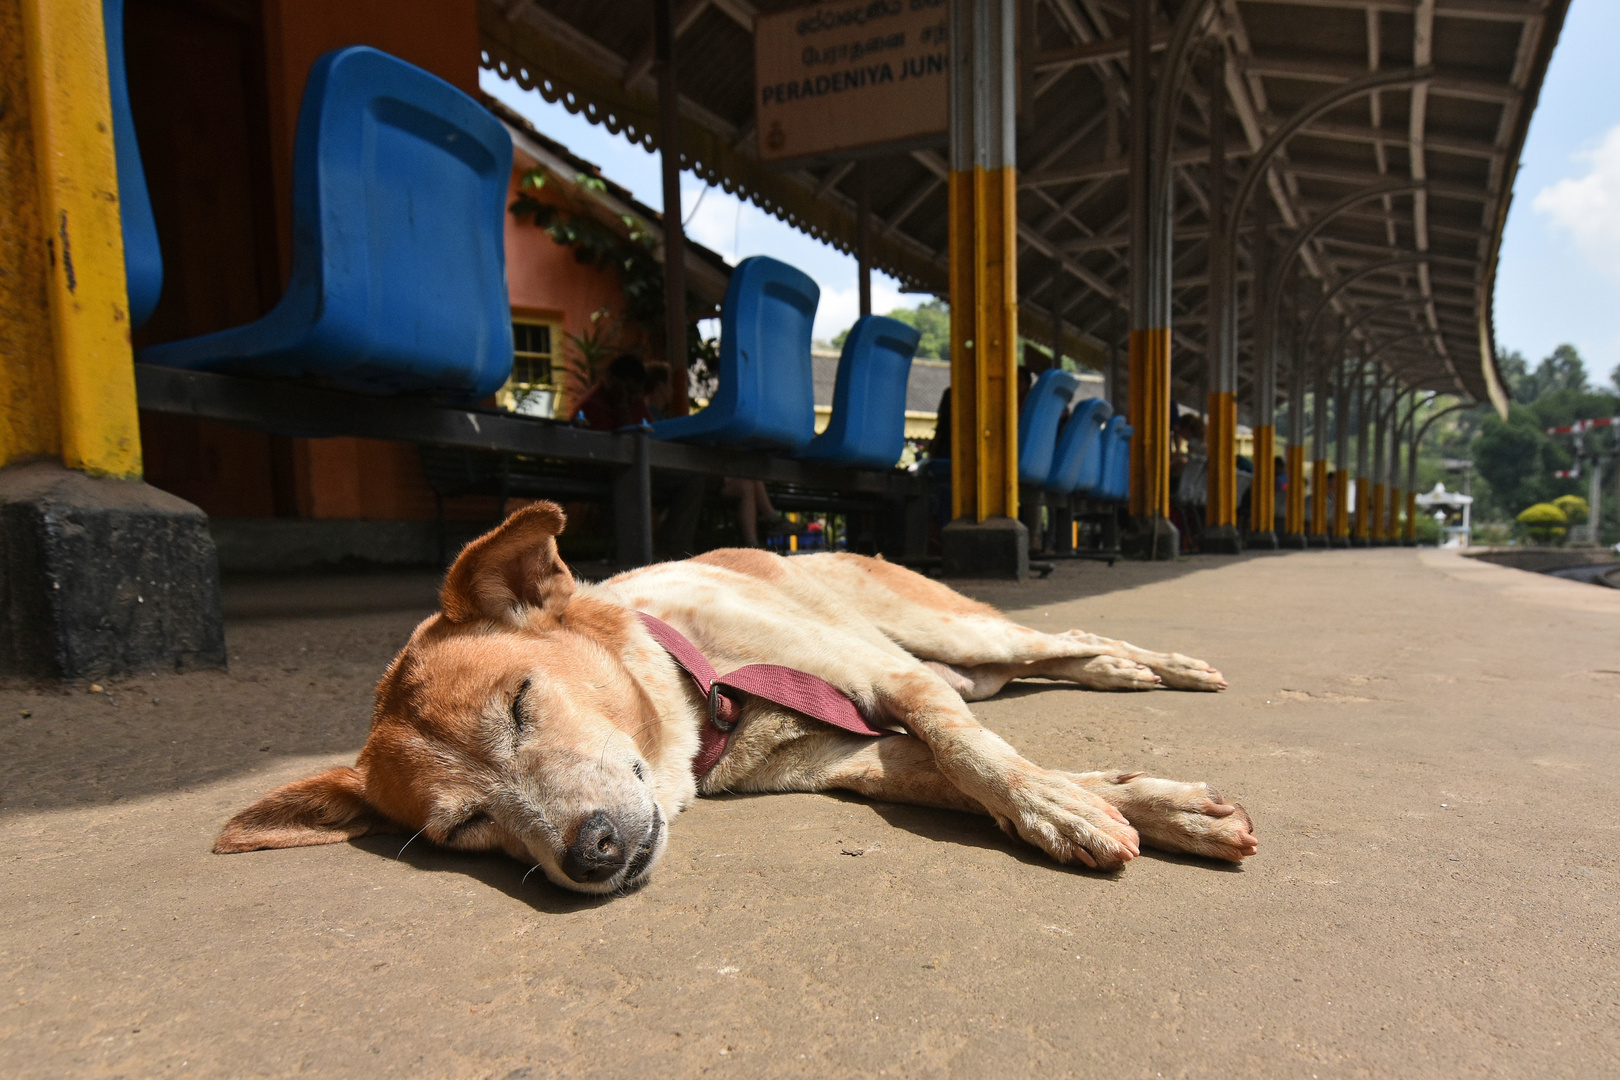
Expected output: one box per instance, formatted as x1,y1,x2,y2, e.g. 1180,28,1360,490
1148,654,1228,692
1074,772,1256,861
1071,654,1162,691
995,769,1142,870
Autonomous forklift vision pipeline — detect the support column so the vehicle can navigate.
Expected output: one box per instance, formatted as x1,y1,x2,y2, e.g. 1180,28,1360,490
1331,357,1354,546
1352,365,1372,546
1203,54,1240,554
1369,385,1387,543
1282,328,1307,547
1123,0,1177,559
1,0,223,678
654,0,690,414
1248,213,1277,549
1308,346,1330,545
1386,393,1404,546
942,0,1025,579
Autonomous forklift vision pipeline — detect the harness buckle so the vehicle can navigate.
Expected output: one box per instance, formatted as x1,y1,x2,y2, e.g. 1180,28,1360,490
707,683,738,733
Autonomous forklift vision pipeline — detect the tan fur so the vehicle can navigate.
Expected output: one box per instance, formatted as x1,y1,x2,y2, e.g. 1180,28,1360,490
216,504,1256,893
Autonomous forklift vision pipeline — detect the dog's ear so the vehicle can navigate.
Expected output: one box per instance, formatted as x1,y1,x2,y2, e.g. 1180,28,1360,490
439,501,575,624
213,766,399,853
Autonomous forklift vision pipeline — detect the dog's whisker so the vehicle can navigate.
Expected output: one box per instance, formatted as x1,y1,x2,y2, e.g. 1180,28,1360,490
521,863,543,887
395,826,428,861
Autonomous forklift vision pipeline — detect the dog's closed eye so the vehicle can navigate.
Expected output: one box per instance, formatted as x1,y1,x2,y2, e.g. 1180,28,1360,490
444,812,493,845
510,679,531,733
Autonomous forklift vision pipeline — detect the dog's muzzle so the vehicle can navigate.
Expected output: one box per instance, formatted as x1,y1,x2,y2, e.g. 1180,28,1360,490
560,806,665,887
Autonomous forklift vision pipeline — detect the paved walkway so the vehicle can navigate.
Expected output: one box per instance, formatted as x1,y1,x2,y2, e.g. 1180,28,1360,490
3,549,1617,1078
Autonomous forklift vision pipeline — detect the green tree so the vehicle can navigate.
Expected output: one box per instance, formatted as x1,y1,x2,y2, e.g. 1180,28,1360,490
1473,405,1549,514
832,299,950,360
1454,343,1619,528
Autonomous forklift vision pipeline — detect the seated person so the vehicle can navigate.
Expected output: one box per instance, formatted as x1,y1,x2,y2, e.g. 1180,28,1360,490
721,476,790,548
574,354,652,431
643,360,673,422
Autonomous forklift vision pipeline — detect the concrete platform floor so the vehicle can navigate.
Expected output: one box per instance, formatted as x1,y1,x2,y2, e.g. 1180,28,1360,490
2,549,1618,1078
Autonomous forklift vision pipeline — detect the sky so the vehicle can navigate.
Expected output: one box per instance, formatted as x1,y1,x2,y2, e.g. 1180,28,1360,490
484,3,1620,383
1493,0,1620,387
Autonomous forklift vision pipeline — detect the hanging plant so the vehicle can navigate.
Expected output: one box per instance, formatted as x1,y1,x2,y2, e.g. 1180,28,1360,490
510,168,719,401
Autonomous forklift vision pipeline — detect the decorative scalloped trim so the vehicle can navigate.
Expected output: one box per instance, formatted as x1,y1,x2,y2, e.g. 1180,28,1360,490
479,43,929,291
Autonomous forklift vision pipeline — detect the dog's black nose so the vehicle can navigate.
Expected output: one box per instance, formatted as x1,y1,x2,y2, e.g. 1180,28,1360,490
561,811,628,884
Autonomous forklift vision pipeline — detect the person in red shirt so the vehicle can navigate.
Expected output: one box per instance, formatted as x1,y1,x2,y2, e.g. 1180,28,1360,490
573,354,652,431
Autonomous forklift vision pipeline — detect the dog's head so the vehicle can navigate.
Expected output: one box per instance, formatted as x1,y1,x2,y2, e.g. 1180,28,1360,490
214,503,695,895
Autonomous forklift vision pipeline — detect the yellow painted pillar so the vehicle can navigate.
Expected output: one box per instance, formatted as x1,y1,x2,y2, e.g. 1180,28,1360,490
1388,486,1403,543
1249,425,1274,533
1207,390,1237,529
1405,490,1417,542
1128,328,1170,521
1354,473,1369,541
1370,482,1386,541
948,166,1019,525
1309,457,1328,539
1333,469,1350,540
6,0,141,478
1285,443,1305,536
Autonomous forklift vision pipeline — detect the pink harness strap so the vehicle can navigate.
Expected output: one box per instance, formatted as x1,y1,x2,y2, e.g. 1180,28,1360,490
636,612,892,777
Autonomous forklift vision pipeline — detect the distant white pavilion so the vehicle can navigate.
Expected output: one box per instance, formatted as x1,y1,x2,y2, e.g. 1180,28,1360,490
1415,483,1473,548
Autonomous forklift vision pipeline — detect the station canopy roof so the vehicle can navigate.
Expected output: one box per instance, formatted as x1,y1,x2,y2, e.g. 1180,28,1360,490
478,0,1569,411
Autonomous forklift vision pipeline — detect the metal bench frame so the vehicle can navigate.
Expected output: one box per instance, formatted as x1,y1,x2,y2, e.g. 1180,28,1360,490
136,365,926,567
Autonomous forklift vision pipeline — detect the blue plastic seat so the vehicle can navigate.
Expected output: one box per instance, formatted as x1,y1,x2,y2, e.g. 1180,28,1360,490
800,314,921,468
1044,397,1112,494
139,46,514,399
1016,369,1081,486
1096,416,1134,502
104,0,162,328
653,256,819,451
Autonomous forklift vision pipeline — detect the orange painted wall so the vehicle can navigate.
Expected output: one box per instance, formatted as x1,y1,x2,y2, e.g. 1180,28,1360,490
504,146,649,414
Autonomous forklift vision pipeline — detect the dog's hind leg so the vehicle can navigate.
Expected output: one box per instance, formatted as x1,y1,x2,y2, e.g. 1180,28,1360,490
792,557,1224,691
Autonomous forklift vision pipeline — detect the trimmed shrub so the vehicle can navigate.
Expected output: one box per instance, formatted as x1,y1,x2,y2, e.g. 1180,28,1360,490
1516,502,1568,544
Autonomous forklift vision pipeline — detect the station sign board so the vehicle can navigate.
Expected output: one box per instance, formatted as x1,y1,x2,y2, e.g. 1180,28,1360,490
754,0,948,164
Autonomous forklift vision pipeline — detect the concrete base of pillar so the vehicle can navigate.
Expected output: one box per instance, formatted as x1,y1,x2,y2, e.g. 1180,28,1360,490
941,516,1029,580
1306,534,1330,548
1350,536,1369,548
1202,525,1244,554
1280,532,1308,549
1247,530,1279,550
1401,537,1417,547
1121,516,1180,560
0,461,225,679
1330,535,1351,548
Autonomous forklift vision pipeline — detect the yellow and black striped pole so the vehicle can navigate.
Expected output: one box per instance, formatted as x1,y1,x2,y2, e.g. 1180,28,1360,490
3,0,141,477
1201,46,1240,554
1122,0,1177,557
1285,441,1306,538
940,0,1024,578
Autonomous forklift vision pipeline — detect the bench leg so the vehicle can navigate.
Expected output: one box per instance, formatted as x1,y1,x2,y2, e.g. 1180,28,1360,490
1053,499,1075,555
613,431,653,566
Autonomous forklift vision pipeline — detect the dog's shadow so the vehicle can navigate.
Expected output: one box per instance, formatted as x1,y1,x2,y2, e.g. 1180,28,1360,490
837,793,1245,876
347,788,1243,910
348,834,617,913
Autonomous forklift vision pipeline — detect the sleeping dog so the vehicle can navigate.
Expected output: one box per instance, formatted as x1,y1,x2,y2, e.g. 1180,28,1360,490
215,503,1256,893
